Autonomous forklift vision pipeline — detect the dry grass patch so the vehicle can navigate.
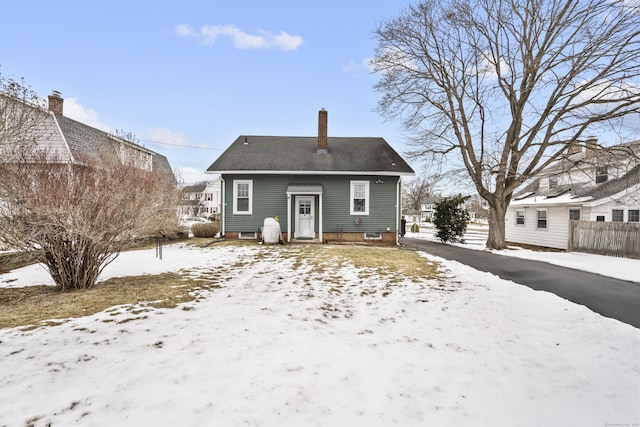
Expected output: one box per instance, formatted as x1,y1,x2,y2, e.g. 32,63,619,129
0,272,217,330
0,241,443,330
293,244,441,281
0,251,37,274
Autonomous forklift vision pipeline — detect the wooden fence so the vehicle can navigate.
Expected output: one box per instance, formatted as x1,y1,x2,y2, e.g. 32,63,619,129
568,220,640,259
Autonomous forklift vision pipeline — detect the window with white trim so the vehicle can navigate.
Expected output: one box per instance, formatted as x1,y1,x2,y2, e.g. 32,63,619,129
612,209,624,222
515,209,525,226
569,208,581,221
596,166,608,184
233,180,253,214
629,209,640,223
350,180,370,215
536,209,547,229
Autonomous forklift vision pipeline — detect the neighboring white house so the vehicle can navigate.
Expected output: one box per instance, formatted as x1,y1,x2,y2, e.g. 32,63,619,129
201,179,222,217
506,138,640,250
420,197,442,221
178,179,221,219
464,194,490,222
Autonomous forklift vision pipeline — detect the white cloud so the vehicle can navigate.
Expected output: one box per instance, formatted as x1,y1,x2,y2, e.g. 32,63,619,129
144,127,189,149
175,166,213,186
62,98,110,131
174,24,196,38
342,57,375,73
175,24,303,51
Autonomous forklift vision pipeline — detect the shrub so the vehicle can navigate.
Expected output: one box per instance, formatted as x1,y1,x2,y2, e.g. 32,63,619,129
192,222,219,238
434,194,470,243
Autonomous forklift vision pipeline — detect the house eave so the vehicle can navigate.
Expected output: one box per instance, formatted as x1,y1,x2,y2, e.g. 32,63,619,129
206,169,414,176
509,196,592,207
582,182,640,207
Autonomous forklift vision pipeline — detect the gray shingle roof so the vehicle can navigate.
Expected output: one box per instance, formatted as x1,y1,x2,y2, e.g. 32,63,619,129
207,136,414,175
54,114,175,184
55,115,117,164
182,184,207,193
515,142,640,202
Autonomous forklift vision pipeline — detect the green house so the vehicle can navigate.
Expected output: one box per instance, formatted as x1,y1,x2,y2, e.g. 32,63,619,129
206,110,414,244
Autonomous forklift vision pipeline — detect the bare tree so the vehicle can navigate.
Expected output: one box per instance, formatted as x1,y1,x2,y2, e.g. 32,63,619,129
403,175,440,211
372,0,640,249
0,79,179,291
0,70,50,156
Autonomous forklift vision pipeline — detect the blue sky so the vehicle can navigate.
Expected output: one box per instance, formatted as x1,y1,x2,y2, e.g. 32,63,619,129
1,0,414,184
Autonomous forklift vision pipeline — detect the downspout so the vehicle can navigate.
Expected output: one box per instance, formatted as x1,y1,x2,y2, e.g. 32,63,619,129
319,193,323,243
396,177,401,245
287,193,292,243
220,176,226,237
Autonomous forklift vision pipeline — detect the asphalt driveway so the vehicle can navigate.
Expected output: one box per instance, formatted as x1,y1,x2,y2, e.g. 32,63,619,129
402,236,640,329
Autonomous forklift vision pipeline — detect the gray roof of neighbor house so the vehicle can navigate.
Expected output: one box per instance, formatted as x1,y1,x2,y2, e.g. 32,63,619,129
182,184,207,193
515,142,640,202
54,114,175,184
421,196,442,205
207,136,414,175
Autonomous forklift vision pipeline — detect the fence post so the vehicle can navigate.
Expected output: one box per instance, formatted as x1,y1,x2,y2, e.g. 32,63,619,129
567,220,575,252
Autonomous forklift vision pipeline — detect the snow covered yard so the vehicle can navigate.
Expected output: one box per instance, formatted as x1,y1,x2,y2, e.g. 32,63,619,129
0,242,638,426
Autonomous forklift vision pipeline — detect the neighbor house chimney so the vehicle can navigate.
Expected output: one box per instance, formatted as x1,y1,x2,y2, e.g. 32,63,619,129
585,136,598,159
48,91,63,115
568,141,582,155
318,108,328,154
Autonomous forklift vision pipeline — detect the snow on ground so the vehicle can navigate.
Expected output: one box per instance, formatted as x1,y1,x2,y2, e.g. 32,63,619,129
405,222,640,283
0,242,639,426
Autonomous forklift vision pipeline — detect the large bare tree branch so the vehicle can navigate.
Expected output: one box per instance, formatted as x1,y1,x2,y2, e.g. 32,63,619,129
372,0,640,248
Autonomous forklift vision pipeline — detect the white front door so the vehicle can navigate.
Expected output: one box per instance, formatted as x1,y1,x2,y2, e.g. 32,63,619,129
295,196,315,239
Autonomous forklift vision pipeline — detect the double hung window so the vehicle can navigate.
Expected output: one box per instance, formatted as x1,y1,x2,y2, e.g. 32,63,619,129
536,210,548,229
233,180,253,214
350,181,370,215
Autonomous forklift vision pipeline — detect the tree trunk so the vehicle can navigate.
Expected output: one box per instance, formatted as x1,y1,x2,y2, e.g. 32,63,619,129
486,198,508,250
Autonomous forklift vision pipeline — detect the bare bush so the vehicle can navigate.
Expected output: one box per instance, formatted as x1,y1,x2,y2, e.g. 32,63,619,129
192,222,220,238
0,149,179,291
0,70,51,159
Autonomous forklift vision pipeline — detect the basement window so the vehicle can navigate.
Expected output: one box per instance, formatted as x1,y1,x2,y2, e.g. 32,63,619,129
364,232,382,240
239,231,257,239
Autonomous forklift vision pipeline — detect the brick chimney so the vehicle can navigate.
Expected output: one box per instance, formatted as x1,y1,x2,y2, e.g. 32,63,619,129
318,108,328,154
48,91,63,115
585,136,598,159
568,141,582,155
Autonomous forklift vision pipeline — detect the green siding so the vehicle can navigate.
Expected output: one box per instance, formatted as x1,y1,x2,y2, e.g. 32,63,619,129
222,174,402,234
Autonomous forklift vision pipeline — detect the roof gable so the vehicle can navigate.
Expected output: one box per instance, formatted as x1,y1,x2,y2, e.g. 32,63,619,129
207,136,414,176
53,114,175,184
513,142,640,205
